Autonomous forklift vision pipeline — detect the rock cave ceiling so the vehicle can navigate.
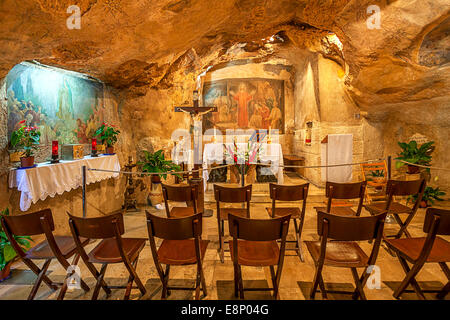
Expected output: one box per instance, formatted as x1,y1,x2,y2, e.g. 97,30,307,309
0,0,449,113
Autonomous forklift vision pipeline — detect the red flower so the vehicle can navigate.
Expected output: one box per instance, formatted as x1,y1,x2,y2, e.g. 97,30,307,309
19,120,25,124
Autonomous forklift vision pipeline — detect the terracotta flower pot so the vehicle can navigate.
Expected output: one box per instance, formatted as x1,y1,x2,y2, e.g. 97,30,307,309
151,175,161,184
20,156,34,168
407,165,420,174
419,200,428,208
0,262,13,282
106,146,114,154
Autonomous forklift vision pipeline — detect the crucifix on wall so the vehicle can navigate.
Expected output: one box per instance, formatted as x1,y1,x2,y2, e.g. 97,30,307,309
174,90,217,178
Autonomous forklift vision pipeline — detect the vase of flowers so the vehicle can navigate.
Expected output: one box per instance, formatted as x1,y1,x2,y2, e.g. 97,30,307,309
95,122,120,154
226,140,260,184
10,120,41,168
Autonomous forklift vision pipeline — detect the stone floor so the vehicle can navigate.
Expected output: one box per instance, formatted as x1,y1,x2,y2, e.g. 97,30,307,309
1,173,449,300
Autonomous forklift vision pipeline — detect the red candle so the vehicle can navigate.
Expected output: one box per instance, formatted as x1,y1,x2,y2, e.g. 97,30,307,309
91,138,97,151
52,141,58,156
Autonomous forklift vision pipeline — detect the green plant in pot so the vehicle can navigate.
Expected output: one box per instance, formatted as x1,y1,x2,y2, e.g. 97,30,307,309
0,208,32,281
138,150,181,183
10,120,41,168
395,140,434,174
369,170,385,184
407,186,446,208
95,122,120,154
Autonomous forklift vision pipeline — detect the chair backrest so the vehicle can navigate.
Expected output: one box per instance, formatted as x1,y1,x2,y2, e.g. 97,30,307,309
68,211,125,239
162,183,198,202
325,181,367,200
228,214,290,241
1,209,54,236
146,211,203,240
423,208,450,236
386,179,426,196
317,211,387,241
214,184,252,203
360,161,387,182
269,183,309,201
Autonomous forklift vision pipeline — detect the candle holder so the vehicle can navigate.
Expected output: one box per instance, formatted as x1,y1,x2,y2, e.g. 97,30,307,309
91,138,98,157
50,140,60,164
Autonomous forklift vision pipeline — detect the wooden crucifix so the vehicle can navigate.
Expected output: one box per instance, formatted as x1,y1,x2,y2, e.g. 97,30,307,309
174,90,217,178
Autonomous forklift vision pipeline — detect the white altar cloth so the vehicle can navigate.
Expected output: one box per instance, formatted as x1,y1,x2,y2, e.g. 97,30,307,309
203,142,284,189
9,155,121,211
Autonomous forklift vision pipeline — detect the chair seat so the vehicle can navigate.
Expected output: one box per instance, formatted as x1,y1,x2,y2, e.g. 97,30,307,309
314,206,357,216
158,239,210,265
170,207,196,218
25,236,89,260
266,207,301,218
229,240,280,266
88,238,146,263
385,237,450,263
364,201,412,215
219,208,248,220
305,241,369,268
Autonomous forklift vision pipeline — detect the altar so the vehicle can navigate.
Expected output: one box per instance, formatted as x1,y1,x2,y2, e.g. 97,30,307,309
202,142,284,189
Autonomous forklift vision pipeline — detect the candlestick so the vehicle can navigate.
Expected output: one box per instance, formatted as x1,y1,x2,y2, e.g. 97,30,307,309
50,140,59,163
91,138,98,157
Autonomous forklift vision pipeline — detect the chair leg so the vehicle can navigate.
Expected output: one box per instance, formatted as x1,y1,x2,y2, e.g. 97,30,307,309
393,214,412,239
310,263,324,300
218,219,224,263
27,258,54,300
437,263,450,300
57,253,90,300
233,263,238,298
91,264,108,300
237,265,244,299
161,265,171,299
123,255,146,297
195,264,202,300
351,268,367,300
123,256,143,300
318,274,328,300
293,219,304,262
200,264,207,297
83,260,112,297
395,256,425,300
21,257,58,293
270,266,280,300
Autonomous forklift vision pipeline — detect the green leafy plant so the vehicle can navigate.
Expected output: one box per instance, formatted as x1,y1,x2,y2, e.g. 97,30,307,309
1,208,32,271
395,140,434,172
370,170,385,177
138,150,181,180
95,122,120,147
10,120,41,157
407,186,446,207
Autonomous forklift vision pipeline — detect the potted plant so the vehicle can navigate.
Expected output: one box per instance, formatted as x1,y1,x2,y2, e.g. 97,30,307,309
10,120,41,168
0,208,32,281
369,170,385,184
95,122,120,154
138,150,181,183
407,186,446,208
395,140,434,174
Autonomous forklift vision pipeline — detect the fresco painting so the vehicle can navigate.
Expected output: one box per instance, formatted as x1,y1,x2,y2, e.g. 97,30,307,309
203,78,284,133
6,62,105,145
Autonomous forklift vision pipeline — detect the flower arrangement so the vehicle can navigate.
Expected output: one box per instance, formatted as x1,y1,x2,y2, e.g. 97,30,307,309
10,120,41,167
225,140,261,175
95,122,120,153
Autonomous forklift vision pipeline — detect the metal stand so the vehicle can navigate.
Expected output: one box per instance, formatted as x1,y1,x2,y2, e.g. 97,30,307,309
240,163,245,187
82,165,86,218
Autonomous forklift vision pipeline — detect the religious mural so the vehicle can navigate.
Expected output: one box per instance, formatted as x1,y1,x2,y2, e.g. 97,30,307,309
6,62,105,145
202,78,285,133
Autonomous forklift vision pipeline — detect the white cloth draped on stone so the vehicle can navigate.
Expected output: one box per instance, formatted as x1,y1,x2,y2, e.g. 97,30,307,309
9,154,121,211
321,134,353,183
203,142,284,190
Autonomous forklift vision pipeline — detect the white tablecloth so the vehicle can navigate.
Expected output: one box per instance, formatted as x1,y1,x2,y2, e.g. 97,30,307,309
9,155,121,211
203,143,284,188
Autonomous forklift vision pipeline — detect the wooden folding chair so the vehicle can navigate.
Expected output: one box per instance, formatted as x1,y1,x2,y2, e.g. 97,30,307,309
305,211,386,300
1,209,90,300
314,181,367,216
68,211,147,300
266,183,309,262
360,161,388,203
214,184,252,263
146,211,209,300
364,179,426,239
384,208,450,300
228,214,290,299
162,183,199,218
